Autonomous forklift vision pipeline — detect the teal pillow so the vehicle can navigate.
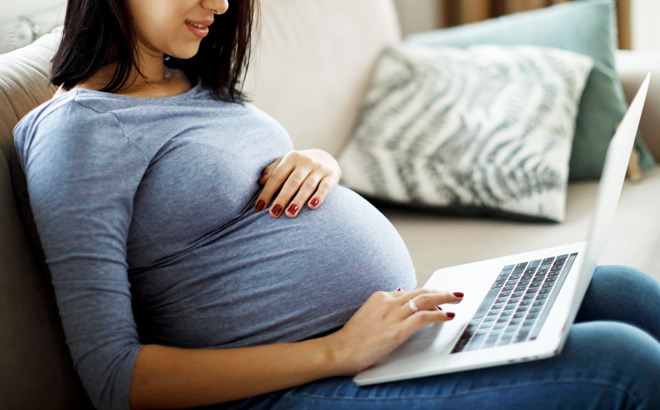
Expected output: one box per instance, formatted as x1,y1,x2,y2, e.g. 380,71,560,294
407,0,655,180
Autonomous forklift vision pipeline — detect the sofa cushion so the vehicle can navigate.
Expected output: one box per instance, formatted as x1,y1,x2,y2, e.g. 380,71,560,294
0,153,90,409
0,28,60,162
406,0,656,181
0,27,91,409
242,0,401,156
0,6,65,54
385,166,660,286
338,44,592,221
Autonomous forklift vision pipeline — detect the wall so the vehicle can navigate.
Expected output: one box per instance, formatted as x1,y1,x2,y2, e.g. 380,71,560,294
1,0,66,23
631,0,660,55
6,0,658,55
393,0,443,36
5,0,440,35
393,0,659,56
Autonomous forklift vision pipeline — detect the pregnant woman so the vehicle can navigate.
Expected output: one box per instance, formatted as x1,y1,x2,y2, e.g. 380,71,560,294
13,0,660,409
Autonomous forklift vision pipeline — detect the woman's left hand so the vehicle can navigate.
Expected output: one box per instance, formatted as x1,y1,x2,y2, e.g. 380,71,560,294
255,149,342,218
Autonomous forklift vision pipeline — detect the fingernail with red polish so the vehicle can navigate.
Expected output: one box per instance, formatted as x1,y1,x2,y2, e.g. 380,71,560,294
453,292,464,298
396,288,402,291
255,200,265,211
436,306,443,311
272,204,282,217
446,312,455,319
310,198,320,208
287,204,298,215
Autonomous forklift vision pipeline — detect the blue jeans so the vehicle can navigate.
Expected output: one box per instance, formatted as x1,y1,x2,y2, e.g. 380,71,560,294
226,266,660,409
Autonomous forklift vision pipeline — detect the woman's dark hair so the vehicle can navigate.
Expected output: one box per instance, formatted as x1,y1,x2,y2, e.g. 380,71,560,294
50,0,258,102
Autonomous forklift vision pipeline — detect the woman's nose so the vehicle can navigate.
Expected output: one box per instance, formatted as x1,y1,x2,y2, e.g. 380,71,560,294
201,0,229,15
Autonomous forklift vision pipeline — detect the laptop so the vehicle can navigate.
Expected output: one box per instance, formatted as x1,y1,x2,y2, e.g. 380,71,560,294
354,73,651,386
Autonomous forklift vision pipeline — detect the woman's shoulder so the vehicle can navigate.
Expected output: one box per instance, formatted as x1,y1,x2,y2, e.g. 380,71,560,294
12,90,142,175
15,90,120,144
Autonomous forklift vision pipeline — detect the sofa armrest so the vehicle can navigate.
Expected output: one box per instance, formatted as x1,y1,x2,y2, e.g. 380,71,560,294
616,49,660,162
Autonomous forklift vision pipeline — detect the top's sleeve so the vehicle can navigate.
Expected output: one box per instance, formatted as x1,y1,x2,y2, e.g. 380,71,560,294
15,101,149,410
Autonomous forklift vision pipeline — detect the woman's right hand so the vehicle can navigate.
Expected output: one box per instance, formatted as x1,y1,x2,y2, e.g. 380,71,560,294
323,289,464,375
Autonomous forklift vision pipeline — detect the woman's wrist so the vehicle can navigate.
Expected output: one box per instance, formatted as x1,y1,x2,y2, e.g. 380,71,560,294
317,331,359,377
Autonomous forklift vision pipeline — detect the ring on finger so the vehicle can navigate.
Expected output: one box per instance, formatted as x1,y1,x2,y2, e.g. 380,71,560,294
408,299,419,314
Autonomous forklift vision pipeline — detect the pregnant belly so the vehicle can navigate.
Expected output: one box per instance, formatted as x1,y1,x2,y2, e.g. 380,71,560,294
134,186,417,348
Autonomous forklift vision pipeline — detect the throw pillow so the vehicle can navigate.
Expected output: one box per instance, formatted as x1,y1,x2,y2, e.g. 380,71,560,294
0,7,64,54
406,0,655,181
338,44,593,222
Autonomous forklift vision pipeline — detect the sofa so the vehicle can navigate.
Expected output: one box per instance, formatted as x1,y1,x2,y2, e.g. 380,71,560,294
1,0,659,408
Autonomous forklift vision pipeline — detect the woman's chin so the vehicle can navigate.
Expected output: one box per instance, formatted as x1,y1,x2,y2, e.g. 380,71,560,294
169,45,201,60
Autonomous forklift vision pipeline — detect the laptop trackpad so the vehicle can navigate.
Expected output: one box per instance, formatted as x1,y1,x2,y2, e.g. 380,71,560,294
376,261,502,363
386,281,491,363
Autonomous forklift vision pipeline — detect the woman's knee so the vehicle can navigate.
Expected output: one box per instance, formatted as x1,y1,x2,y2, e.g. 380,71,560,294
577,266,660,339
562,321,660,409
591,265,659,296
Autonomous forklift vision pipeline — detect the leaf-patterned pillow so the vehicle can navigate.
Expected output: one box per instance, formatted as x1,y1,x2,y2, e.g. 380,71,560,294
338,45,593,222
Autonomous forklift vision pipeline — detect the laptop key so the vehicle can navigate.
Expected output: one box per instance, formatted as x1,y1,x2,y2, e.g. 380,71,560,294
463,332,488,351
464,324,478,335
473,287,500,319
482,335,500,348
513,263,527,273
514,330,531,342
496,336,514,346
452,336,471,353
492,323,506,331
528,259,542,269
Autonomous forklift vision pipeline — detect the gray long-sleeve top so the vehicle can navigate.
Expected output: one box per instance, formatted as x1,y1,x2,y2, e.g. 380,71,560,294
13,81,417,410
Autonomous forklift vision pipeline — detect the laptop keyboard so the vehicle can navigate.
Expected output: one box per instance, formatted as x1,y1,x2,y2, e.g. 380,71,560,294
451,253,578,353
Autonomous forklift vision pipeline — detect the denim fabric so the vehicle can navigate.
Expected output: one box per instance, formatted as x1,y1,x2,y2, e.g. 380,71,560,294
223,265,660,410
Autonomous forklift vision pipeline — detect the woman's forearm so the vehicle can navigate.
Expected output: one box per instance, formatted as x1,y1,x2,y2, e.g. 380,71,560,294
128,288,461,409
128,337,341,409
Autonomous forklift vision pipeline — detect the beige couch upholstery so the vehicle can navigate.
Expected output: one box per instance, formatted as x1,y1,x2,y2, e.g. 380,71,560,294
244,0,660,285
1,0,659,408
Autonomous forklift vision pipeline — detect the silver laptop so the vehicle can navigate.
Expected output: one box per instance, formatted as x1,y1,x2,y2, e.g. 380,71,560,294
354,73,651,386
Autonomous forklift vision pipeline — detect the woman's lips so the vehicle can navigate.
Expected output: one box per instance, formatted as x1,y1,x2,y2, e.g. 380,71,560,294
185,19,213,38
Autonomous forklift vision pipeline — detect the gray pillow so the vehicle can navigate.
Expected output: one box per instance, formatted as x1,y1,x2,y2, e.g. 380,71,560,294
338,44,593,222
406,0,656,180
